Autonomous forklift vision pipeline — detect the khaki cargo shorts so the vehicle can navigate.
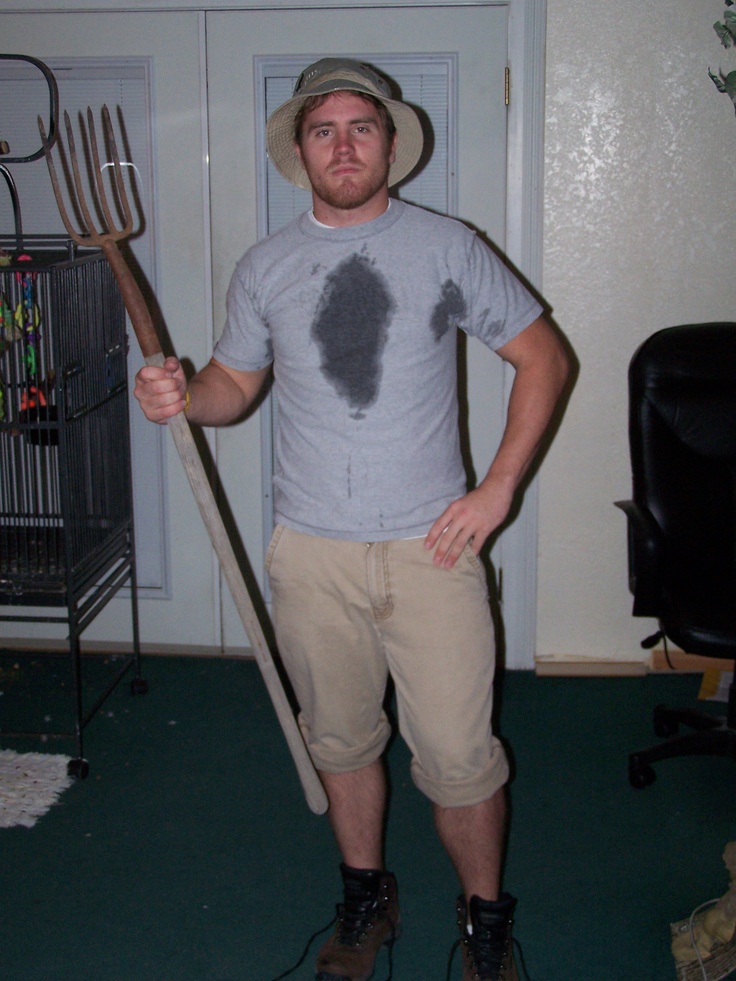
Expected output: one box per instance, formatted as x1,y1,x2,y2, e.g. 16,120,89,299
266,525,509,808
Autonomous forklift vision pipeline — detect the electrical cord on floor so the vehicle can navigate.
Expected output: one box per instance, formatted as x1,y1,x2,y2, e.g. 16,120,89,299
513,937,533,980
266,914,396,981
266,914,335,981
662,632,675,671
445,937,460,979
641,627,674,668
687,898,720,981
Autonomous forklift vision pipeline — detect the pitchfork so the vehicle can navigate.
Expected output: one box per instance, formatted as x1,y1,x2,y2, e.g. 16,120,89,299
39,106,327,815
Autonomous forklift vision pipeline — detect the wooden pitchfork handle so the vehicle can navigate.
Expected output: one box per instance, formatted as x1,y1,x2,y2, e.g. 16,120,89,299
40,107,327,815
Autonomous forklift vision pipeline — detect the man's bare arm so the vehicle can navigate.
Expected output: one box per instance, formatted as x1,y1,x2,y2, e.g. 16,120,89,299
425,316,570,568
134,356,271,427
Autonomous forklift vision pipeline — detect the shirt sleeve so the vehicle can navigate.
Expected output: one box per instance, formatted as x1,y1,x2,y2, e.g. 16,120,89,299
213,259,274,372
462,235,543,351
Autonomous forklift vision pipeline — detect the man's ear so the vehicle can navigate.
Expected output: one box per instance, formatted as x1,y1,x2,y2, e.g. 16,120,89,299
294,141,304,164
389,132,397,165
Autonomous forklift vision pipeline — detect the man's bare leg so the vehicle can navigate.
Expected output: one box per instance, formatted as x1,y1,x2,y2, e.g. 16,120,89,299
319,760,387,869
433,786,508,900
314,761,399,980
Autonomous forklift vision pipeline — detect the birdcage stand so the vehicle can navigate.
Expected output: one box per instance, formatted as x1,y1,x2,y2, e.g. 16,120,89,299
0,235,147,778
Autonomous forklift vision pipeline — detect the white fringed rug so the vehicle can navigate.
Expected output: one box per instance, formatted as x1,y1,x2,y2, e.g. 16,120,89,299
0,750,73,828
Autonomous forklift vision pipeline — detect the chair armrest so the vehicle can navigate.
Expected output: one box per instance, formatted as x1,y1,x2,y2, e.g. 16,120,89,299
614,500,667,617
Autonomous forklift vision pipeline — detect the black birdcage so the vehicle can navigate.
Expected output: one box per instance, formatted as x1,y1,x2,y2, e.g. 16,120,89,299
0,236,146,777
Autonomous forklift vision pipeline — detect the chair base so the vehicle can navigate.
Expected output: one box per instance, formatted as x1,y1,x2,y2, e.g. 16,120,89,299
629,703,736,788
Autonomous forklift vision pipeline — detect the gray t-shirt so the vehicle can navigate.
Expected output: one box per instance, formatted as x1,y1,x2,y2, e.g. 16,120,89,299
214,200,542,541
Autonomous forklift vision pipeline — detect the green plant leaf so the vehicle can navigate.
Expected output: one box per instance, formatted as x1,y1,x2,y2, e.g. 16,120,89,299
709,67,727,91
715,21,733,46
725,69,736,100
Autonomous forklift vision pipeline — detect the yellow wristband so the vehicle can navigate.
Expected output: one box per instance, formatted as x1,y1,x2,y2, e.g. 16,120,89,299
183,389,191,413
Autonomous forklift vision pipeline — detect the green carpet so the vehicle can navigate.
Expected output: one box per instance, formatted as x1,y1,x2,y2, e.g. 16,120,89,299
1,653,734,980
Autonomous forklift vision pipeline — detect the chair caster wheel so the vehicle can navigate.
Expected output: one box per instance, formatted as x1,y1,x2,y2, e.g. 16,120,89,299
629,761,656,789
67,758,89,780
131,677,148,695
653,705,677,738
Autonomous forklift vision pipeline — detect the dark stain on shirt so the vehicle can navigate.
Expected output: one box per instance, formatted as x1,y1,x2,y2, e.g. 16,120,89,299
430,280,467,341
312,252,394,418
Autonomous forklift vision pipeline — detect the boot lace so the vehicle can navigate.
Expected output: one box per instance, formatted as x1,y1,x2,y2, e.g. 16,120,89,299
446,936,528,981
453,896,517,981
335,893,383,946
464,924,509,979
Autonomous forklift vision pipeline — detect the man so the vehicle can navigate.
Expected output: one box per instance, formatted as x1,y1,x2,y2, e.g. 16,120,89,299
135,58,569,981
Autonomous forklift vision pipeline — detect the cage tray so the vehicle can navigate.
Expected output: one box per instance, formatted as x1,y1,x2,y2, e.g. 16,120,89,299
0,524,67,603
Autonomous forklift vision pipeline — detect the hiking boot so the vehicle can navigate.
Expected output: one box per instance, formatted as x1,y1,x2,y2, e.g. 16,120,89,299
456,893,518,981
315,863,400,981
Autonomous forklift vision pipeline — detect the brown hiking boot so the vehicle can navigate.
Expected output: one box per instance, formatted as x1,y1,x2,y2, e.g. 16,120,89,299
456,893,518,981
315,864,400,981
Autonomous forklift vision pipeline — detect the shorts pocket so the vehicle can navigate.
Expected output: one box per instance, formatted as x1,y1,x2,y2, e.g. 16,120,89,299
461,544,490,599
265,523,285,575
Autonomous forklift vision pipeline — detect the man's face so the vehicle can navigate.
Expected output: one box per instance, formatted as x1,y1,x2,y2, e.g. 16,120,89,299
295,92,397,223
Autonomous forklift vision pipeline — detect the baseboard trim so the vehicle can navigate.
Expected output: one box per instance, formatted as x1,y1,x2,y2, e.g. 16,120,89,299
648,649,731,674
0,638,255,659
535,650,733,677
534,657,648,677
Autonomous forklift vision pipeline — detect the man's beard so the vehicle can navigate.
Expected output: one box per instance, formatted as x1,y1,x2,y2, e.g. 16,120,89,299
307,161,391,212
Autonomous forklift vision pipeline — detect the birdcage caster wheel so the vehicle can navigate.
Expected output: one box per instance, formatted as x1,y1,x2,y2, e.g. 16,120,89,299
653,705,678,738
67,758,90,780
131,677,148,696
629,758,656,789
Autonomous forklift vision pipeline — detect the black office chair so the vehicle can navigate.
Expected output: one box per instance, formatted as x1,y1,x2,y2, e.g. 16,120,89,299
616,323,736,788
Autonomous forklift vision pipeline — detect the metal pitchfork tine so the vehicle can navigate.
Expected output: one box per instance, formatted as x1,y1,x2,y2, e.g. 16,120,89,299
57,106,132,243
40,108,157,360
39,106,328,816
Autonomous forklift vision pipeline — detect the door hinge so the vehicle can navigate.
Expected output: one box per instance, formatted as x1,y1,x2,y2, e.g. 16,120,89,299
505,67,510,107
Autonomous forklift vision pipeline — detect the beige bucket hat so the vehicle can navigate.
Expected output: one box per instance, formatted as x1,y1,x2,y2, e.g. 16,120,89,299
265,58,424,191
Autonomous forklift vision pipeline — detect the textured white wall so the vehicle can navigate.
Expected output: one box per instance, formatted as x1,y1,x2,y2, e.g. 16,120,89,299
539,0,736,660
